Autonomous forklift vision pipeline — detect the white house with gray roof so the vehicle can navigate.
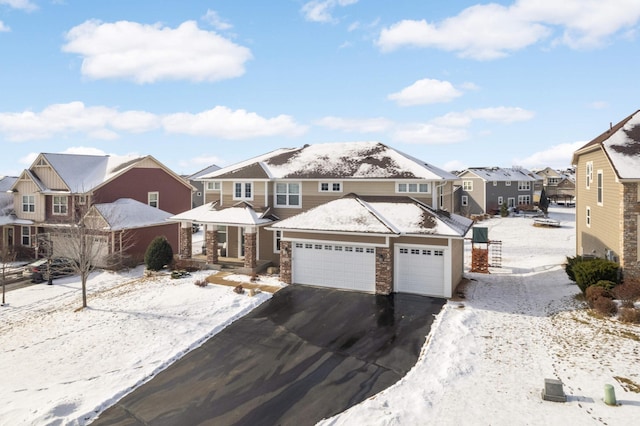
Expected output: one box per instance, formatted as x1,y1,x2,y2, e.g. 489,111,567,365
457,167,538,215
172,141,473,298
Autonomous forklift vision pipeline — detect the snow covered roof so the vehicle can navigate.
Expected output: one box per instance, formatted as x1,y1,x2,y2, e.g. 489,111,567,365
270,194,473,237
169,201,277,226
0,214,32,226
199,142,457,181
573,110,640,179
0,176,17,193
40,153,144,193
93,198,174,231
461,167,537,182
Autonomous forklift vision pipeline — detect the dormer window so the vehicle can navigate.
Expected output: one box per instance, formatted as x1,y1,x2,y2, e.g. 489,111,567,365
397,182,430,194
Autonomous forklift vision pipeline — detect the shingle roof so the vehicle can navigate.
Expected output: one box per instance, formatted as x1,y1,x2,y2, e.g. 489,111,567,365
93,198,174,231
169,201,277,226
198,142,457,181
461,167,537,182
573,110,640,179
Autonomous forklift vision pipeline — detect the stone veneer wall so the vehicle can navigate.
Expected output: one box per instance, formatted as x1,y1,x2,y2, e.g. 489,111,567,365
244,231,257,269
279,241,292,284
375,247,392,295
179,224,192,259
622,183,640,281
206,229,218,264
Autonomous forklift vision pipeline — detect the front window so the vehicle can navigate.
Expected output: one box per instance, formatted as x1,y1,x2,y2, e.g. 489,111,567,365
274,230,282,252
597,170,603,205
234,182,253,200
22,195,35,213
21,226,30,246
398,182,430,193
498,196,504,205
518,181,531,191
148,192,159,208
518,195,531,205
461,195,468,206
319,182,342,192
275,182,300,207
52,196,68,215
462,181,473,191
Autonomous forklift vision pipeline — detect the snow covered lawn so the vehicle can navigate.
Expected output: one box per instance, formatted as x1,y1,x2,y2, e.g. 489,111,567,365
0,267,275,425
321,207,640,425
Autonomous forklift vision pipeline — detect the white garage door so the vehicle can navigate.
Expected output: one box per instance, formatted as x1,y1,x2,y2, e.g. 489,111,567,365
292,242,376,292
395,245,446,297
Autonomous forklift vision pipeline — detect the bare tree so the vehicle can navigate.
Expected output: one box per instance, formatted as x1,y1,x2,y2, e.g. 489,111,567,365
47,204,132,309
1,246,17,306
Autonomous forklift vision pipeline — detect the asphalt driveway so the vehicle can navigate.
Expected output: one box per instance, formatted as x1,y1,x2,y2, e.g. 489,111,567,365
92,285,445,426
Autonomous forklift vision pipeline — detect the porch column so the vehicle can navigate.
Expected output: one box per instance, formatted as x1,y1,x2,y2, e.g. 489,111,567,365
244,228,257,270
279,241,292,284
179,221,192,259
205,225,218,264
375,247,392,295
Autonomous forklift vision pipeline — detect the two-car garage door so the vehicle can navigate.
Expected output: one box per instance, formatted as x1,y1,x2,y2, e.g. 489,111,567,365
292,242,376,292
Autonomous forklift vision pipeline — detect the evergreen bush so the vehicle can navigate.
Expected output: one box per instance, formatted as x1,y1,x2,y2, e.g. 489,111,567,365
144,236,174,271
500,202,509,217
572,258,619,293
564,255,588,282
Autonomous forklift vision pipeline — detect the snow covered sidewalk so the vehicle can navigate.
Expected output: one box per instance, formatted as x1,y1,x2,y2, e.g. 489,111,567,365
321,207,640,425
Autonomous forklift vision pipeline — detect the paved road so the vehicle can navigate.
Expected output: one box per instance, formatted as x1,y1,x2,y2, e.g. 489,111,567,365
93,285,445,426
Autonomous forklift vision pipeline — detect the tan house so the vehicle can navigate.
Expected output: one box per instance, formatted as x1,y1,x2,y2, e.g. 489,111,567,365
572,110,640,281
172,142,473,298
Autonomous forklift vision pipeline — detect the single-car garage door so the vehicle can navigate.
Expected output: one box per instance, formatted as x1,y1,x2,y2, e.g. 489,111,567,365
292,242,375,292
395,245,446,297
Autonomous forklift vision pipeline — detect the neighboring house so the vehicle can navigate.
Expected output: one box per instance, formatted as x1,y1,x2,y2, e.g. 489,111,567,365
187,163,221,208
534,167,576,205
572,110,640,281
2,153,193,265
171,141,473,298
457,167,538,215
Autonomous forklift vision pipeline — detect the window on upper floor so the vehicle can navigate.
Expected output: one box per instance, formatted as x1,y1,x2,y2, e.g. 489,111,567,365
319,182,342,192
548,177,560,185
518,181,531,191
52,195,68,215
76,195,86,205
398,182,430,194
148,192,159,208
586,162,593,189
275,182,301,207
234,182,253,200
205,181,221,191
492,181,497,186
462,181,473,191
22,195,35,213
505,181,511,186
597,170,603,205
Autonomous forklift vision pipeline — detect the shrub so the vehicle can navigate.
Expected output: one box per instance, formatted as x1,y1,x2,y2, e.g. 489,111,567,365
564,255,587,282
173,258,202,272
144,236,174,271
618,307,640,324
593,280,617,291
613,279,640,305
586,285,611,306
194,279,207,287
572,258,619,293
500,202,509,217
592,296,618,316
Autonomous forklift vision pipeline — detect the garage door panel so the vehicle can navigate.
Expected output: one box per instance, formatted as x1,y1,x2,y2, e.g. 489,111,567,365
395,245,445,297
292,242,375,292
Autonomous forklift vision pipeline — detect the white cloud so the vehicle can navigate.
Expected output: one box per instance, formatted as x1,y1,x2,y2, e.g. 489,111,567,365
0,0,37,11
0,21,10,32
588,101,609,109
0,102,161,141
467,107,535,123
179,155,224,170
163,106,308,139
377,0,640,59
202,9,233,31
62,20,252,83
301,0,358,24
513,140,586,169
60,146,107,156
388,78,463,106
393,123,469,144
442,159,468,172
314,116,393,133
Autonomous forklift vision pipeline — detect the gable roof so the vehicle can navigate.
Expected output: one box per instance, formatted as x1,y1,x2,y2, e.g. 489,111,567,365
199,142,457,181
92,198,175,231
169,201,278,226
188,163,222,180
572,110,640,180
460,167,537,182
269,193,473,237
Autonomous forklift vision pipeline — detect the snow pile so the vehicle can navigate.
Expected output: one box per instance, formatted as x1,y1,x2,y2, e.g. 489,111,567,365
320,206,640,425
0,267,273,425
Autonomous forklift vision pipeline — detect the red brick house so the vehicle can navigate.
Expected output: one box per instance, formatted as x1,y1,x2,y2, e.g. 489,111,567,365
1,153,193,265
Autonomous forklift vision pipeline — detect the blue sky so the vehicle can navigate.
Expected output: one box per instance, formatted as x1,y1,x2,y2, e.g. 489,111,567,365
1,0,639,177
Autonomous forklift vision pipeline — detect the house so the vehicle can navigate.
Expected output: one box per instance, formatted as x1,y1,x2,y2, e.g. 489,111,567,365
457,167,538,215
534,167,576,205
2,153,193,265
187,163,221,208
171,141,473,298
572,110,640,281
